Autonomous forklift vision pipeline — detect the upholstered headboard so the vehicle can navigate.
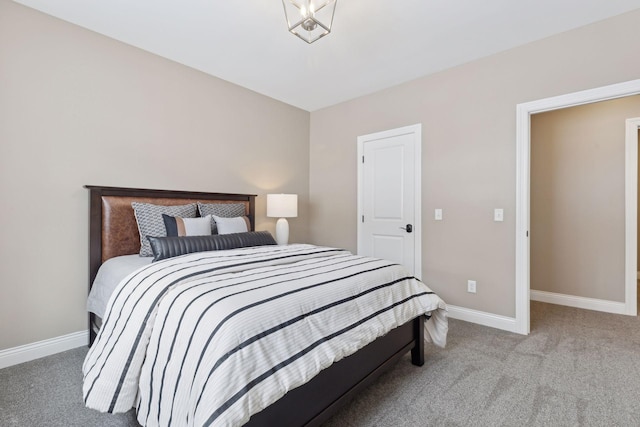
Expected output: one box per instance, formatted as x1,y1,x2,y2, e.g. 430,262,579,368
85,185,256,285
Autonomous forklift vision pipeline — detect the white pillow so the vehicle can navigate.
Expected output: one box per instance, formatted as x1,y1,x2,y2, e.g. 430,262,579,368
162,214,212,236
179,215,212,236
212,215,250,235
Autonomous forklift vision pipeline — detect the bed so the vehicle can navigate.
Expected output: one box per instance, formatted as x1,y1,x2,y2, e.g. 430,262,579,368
82,185,447,427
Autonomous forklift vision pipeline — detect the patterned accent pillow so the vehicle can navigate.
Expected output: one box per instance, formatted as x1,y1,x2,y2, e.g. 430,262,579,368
162,214,212,237
212,215,250,235
132,202,197,256
197,203,247,233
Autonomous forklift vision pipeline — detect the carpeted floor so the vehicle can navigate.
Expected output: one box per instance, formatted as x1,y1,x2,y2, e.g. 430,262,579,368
1,301,639,426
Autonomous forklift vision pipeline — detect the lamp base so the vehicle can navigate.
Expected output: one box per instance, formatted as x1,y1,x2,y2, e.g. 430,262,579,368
275,218,290,245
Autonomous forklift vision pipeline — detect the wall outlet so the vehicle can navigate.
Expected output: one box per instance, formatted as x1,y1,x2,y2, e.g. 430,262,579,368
467,280,477,293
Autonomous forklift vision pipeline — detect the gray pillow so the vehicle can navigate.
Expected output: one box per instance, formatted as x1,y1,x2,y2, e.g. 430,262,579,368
197,202,247,233
147,231,277,261
132,202,197,256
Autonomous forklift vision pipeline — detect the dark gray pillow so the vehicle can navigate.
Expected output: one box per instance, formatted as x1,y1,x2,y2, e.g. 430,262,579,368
147,231,277,262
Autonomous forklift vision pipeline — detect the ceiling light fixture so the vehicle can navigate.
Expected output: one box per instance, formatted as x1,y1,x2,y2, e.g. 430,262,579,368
282,0,337,44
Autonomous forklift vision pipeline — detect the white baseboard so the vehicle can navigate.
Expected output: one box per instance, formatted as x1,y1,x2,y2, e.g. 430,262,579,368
446,304,519,334
0,330,87,370
530,290,627,315
0,291,628,370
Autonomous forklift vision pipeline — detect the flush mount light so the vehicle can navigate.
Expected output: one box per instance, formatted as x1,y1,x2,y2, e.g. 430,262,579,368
282,0,337,44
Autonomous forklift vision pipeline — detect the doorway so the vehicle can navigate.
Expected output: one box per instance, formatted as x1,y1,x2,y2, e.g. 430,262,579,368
530,99,640,316
357,124,422,278
515,79,640,335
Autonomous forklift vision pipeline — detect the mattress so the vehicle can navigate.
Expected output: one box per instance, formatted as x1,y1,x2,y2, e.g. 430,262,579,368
87,254,152,318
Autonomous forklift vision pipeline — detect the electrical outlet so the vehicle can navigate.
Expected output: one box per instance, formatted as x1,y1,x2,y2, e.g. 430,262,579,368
467,280,477,293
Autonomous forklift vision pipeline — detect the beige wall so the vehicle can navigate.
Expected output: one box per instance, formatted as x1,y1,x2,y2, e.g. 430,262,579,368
0,1,310,350
3,2,640,352
309,9,640,317
531,96,640,301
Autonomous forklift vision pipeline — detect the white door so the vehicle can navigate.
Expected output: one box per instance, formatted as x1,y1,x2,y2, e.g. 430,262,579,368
357,124,421,277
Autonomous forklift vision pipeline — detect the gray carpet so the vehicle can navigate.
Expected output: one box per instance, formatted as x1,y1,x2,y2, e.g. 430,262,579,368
1,301,639,426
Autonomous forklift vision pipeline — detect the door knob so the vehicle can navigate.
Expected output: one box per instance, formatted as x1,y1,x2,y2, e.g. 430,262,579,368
400,224,413,233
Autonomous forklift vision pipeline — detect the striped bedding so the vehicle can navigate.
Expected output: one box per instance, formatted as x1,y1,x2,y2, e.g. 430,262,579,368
83,244,447,427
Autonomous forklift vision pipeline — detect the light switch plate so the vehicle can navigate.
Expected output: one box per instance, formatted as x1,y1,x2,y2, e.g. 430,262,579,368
435,209,443,221
494,208,504,222
467,280,477,293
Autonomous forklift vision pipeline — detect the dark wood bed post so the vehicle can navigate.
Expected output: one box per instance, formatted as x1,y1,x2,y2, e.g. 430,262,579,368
87,187,104,346
411,315,425,366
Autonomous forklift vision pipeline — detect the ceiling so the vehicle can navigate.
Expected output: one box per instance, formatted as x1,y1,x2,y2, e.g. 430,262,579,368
13,0,640,111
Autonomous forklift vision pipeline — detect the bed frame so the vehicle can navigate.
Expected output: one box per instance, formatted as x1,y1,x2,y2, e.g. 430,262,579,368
85,185,425,427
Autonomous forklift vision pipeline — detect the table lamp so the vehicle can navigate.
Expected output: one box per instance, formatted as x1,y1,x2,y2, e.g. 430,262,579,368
267,194,298,245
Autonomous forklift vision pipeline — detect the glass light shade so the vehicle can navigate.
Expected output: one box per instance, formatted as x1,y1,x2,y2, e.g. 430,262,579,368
282,0,337,44
267,194,298,218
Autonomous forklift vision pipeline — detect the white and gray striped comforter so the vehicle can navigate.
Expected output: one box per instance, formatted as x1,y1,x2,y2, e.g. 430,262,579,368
83,244,447,427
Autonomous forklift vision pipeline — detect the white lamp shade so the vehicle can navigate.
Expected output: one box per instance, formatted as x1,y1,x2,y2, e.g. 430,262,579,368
267,194,298,218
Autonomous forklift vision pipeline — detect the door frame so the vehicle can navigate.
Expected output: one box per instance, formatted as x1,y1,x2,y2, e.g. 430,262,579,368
624,117,640,317
515,79,640,335
357,123,422,278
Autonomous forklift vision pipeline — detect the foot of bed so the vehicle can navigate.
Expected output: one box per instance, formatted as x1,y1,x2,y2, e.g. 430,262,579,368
411,315,425,366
